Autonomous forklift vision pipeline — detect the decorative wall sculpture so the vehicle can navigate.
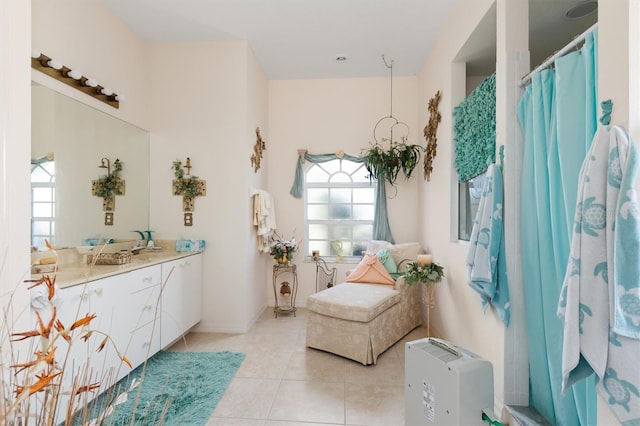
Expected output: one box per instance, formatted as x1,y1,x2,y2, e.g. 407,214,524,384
423,91,442,181
250,127,266,173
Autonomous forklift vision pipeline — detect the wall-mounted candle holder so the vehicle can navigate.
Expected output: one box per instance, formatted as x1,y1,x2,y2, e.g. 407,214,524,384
91,158,125,225
172,158,206,226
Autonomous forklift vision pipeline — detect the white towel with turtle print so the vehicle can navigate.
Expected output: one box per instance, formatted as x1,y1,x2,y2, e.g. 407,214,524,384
558,125,640,424
466,163,510,326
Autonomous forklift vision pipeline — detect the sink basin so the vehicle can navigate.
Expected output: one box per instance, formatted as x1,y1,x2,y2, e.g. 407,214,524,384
131,250,171,262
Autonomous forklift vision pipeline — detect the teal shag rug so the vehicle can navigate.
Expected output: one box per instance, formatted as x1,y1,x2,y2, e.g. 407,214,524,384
81,350,245,426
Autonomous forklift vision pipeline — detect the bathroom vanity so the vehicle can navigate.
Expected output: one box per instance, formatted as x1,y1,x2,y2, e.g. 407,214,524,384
28,245,202,410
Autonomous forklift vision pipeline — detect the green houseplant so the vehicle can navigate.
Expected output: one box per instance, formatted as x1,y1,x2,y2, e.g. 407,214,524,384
402,260,444,336
172,160,202,200
94,159,123,200
402,261,445,285
362,137,423,185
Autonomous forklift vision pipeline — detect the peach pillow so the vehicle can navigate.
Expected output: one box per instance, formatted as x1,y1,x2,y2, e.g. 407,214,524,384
346,252,395,285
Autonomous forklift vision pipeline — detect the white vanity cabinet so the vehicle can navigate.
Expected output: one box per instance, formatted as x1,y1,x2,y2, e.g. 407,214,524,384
54,276,117,382
29,251,202,424
116,264,162,375
160,253,202,348
53,264,162,389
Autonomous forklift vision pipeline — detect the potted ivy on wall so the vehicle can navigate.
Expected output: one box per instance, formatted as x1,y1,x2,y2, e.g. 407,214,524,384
172,159,203,203
172,158,206,226
94,158,124,204
91,157,125,225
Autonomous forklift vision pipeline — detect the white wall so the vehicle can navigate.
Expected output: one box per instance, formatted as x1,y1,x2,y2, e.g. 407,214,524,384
30,1,271,333
246,46,271,325
0,0,31,335
268,77,421,304
416,0,508,411
149,40,270,333
593,2,634,424
31,0,150,130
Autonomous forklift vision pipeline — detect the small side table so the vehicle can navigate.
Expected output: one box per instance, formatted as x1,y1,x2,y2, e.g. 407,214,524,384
272,263,298,318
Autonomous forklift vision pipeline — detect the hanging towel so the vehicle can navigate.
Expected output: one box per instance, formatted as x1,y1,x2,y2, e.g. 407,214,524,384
30,282,61,310
251,189,277,253
558,125,640,424
466,163,510,326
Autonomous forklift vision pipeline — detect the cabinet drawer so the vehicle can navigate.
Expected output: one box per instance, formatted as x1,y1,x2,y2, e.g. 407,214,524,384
124,264,161,293
126,321,161,370
129,283,161,331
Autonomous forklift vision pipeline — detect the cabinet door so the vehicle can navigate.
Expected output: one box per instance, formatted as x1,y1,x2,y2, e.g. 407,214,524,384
182,253,202,330
160,258,185,347
53,265,162,390
50,276,121,417
110,265,162,382
126,282,162,369
55,278,115,376
160,254,202,348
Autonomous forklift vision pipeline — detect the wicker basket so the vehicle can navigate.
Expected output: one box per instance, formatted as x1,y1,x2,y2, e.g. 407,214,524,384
87,252,131,265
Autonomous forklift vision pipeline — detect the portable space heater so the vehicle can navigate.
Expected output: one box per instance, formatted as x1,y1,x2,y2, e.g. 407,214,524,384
405,337,494,426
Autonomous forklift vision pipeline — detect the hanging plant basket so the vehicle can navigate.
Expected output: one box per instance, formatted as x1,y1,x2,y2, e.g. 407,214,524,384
362,137,423,185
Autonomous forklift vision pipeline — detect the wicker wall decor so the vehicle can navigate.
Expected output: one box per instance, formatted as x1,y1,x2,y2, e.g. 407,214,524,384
423,91,442,181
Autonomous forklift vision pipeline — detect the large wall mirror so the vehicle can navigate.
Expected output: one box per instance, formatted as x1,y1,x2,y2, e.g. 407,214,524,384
31,83,150,250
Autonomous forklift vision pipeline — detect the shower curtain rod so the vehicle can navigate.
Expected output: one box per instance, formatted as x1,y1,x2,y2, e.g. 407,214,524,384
520,23,597,86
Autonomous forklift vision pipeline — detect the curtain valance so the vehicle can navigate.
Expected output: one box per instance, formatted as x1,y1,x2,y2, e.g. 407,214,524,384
289,152,394,243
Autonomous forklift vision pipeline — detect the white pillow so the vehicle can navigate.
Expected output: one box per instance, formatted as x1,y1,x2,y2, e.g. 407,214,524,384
366,240,392,253
388,242,423,271
365,241,423,272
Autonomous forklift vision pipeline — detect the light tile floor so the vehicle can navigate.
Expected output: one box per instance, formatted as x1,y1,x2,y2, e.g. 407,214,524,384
168,308,429,426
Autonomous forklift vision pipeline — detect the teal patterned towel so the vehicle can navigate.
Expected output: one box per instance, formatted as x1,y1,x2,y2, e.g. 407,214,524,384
558,125,640,424
466,163,510,326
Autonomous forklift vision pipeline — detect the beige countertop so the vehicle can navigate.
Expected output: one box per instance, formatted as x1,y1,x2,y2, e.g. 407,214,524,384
31,248,203,289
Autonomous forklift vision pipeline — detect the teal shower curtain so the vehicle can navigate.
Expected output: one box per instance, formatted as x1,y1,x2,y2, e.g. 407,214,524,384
517,30,598,425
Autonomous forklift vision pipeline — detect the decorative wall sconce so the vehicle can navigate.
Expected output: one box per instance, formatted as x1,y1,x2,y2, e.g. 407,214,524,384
172,158,206,226
250,127,266,173
31,48,123,109
91,158,125,225
423,91,442,181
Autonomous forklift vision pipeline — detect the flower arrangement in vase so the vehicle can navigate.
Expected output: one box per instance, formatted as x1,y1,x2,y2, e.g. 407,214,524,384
269,232,300,265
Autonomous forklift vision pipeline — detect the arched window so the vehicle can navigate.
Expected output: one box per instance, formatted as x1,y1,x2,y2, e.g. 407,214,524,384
304,158,375,260
31,160,55,250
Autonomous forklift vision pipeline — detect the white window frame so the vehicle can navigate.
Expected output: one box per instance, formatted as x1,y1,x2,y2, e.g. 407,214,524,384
458,172,485,241
303,158,375,262
31,161,55,250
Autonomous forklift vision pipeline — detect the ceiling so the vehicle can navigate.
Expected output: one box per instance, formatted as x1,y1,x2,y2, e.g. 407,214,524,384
100,0,597,80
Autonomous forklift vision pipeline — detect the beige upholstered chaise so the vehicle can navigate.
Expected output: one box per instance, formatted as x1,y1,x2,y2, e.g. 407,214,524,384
306,275,422,365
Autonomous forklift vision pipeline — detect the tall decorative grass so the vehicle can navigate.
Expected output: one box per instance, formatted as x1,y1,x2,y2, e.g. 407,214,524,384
0,242,171,425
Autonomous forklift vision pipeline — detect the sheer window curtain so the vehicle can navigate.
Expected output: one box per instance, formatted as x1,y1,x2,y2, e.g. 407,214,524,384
517,31,598,425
